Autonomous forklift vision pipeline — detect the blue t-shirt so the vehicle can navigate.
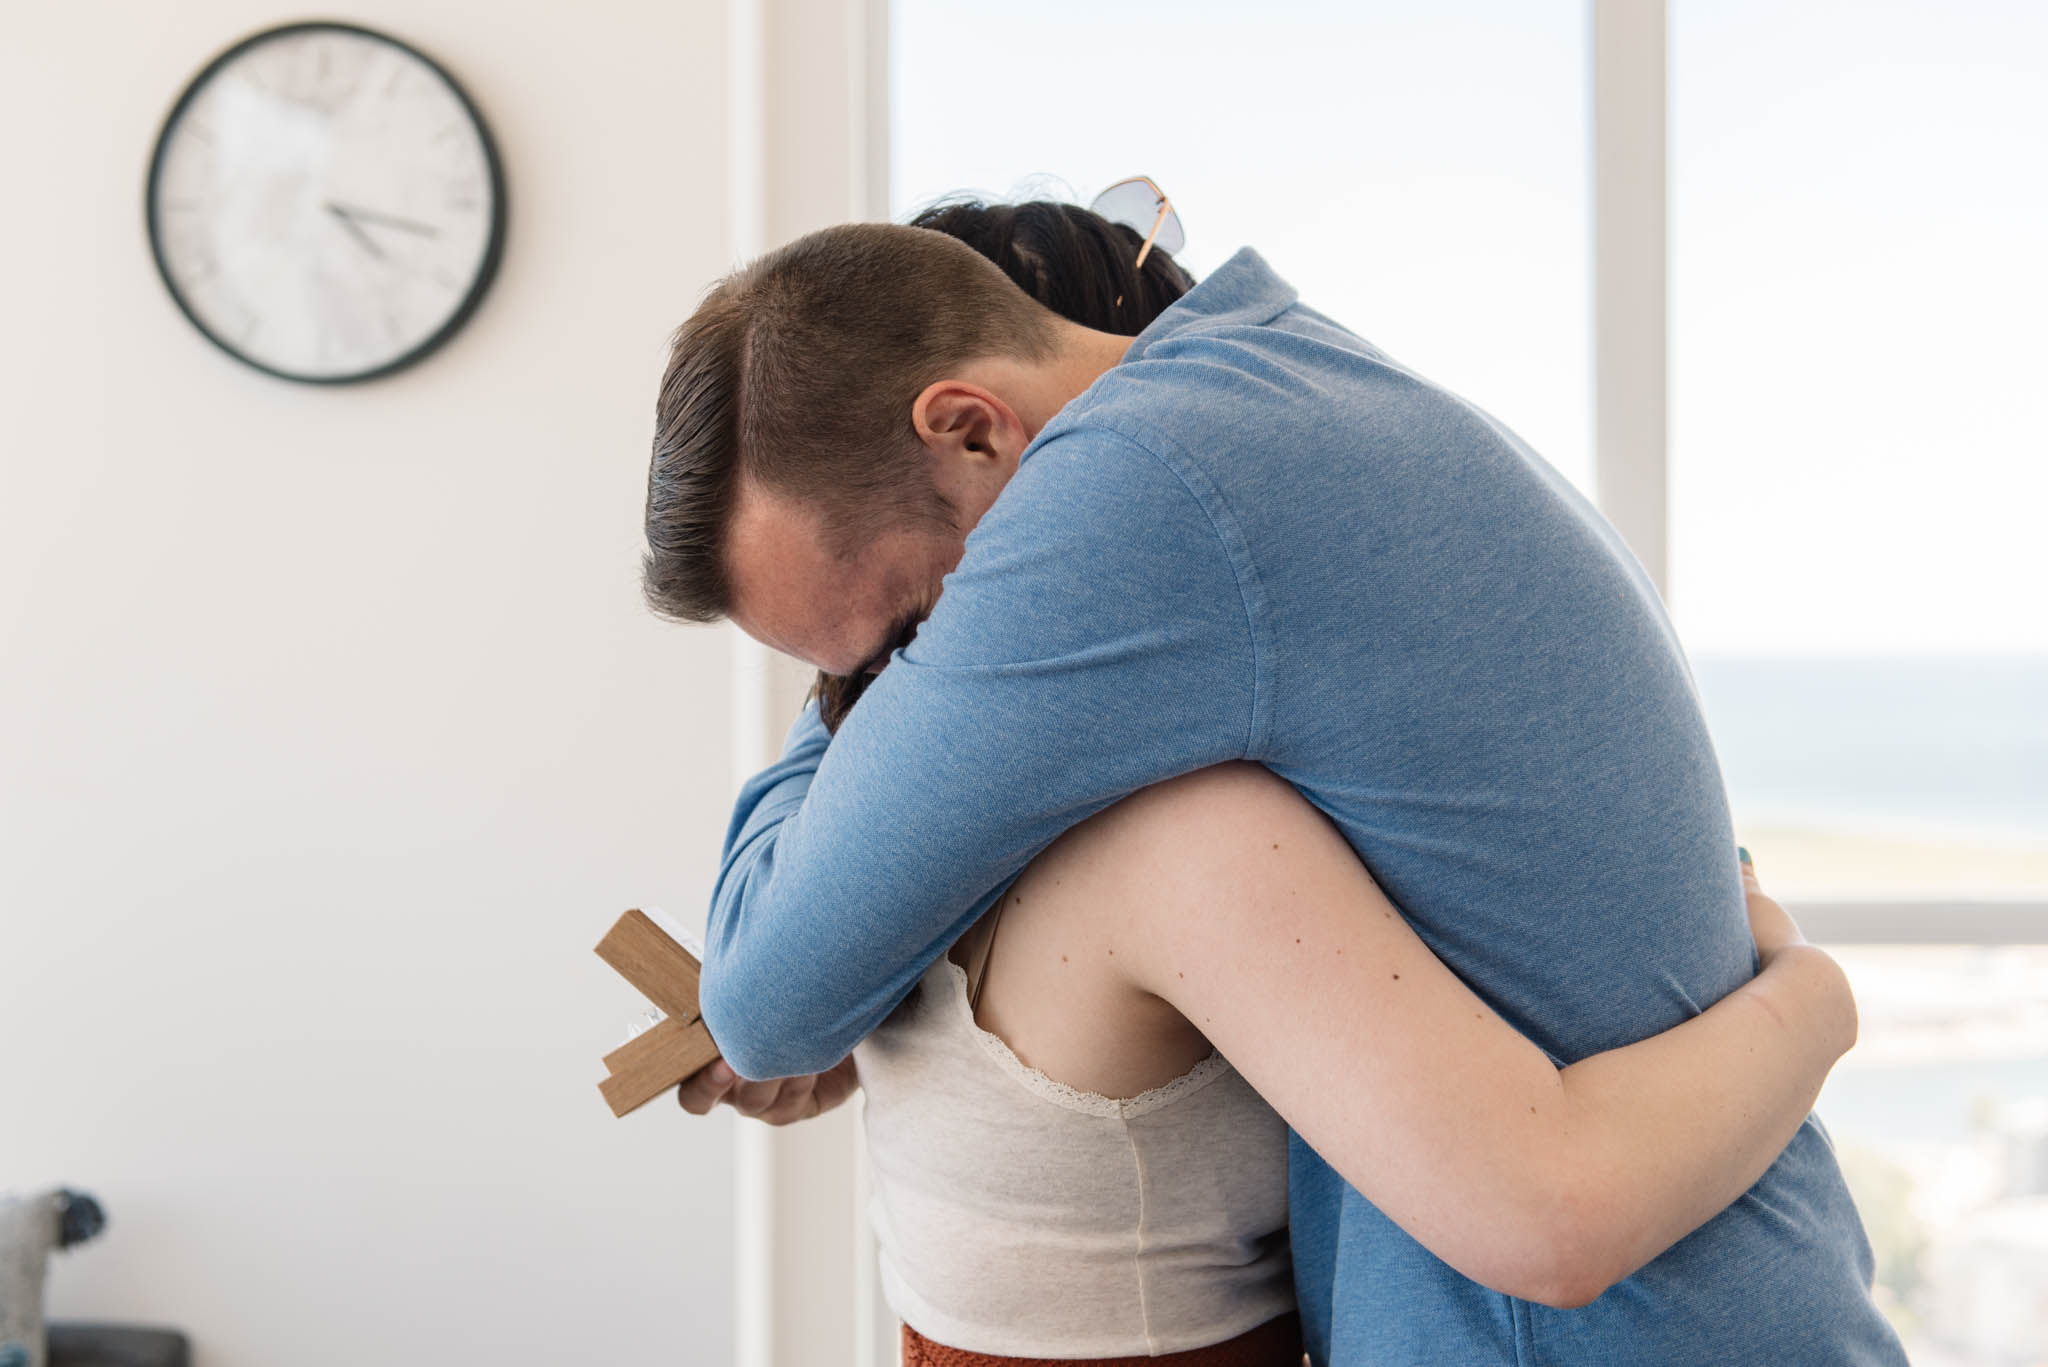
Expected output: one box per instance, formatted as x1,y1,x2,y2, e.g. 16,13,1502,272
700,248,1906,1364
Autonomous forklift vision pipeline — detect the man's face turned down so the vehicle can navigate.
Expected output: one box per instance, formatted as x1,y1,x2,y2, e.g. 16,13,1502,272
723,370,1055,680
724,482,970,680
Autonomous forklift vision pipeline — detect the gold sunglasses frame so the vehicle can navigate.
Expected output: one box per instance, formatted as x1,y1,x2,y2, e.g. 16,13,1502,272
1092,174,1180,307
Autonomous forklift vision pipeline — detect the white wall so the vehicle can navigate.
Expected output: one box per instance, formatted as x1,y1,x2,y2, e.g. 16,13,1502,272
1,3,742,1362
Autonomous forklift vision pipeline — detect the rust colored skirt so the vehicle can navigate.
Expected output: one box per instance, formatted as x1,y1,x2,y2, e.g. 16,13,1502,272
901,1314,1303,1367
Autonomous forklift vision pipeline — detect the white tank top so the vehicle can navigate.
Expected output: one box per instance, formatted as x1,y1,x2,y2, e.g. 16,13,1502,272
854,956,1295,1358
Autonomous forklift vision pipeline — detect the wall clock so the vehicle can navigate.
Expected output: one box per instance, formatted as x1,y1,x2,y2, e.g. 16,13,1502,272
145,21,506,384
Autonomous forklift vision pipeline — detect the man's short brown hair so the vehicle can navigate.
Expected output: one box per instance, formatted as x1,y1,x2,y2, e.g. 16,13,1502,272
642,222,1062,624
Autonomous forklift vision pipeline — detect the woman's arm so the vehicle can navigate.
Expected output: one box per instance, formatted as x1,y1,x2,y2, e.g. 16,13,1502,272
1094,764,1853,1310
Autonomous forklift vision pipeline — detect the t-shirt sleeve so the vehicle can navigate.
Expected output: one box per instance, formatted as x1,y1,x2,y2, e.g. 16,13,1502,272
699,429,1262,1079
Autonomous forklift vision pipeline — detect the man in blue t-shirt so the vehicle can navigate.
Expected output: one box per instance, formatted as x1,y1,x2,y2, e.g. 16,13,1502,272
643,222,1906,1364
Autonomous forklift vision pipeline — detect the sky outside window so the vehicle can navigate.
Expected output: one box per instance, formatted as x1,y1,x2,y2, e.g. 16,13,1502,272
891,0,1591,494
1669,0,2048,661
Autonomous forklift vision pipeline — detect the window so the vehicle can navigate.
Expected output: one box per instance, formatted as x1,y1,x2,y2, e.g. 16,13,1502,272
1671,5,2047,1358
1670,0,2048,901
892,0,1593,492
1819,945,2048,1360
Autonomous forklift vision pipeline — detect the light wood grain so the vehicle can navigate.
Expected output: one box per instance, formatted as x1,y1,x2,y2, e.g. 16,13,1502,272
598,1016,722,1117
595,908,702,1024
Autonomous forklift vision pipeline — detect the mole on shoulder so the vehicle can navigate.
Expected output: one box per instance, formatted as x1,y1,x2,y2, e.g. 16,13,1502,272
1392,973,1400,980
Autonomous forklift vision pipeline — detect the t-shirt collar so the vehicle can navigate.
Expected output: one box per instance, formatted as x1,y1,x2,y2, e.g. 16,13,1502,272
1119,246,1300,364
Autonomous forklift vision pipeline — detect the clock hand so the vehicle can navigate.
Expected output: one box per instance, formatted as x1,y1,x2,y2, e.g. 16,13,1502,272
325,202,386,260
325,201,440,237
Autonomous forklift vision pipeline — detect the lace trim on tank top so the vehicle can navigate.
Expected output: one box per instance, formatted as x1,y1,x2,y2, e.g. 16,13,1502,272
938,958,1235,1119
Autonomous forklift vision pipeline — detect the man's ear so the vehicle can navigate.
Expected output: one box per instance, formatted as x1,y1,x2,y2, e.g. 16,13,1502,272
911,381,1020,465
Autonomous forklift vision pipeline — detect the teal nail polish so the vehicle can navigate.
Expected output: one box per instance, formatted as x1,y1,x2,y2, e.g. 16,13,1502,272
1737,845,1752,866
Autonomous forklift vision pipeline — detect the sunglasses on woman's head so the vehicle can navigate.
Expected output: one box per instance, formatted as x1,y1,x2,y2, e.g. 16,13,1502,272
1090,175,1185,270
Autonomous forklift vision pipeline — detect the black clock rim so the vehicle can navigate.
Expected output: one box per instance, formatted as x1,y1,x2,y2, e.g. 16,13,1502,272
143,19,508,387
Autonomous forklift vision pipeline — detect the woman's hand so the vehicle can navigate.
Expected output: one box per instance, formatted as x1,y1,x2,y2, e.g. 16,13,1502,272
1739,847,1858,1058
1741,847,1804,968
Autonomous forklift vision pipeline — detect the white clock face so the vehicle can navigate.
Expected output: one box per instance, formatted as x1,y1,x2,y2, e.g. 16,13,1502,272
147,24,503,382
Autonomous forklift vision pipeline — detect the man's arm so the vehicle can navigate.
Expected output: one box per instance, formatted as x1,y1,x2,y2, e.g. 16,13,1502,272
699,432,1260,1080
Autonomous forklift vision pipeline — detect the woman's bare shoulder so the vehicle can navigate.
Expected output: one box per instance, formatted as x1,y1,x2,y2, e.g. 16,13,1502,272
959,763,1326,1099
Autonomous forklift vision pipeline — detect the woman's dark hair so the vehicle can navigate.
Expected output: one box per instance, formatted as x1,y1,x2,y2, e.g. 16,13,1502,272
912,197,1197,340
812,198,1197,732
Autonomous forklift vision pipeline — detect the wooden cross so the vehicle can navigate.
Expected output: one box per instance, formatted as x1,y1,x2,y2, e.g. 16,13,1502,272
594,909,723,1117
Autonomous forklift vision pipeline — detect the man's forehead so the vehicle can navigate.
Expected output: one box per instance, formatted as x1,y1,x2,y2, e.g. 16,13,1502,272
726,483,872,671
728,482,840,578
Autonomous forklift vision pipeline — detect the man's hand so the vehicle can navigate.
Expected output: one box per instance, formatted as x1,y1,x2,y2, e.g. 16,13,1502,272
677,1055,859,1125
